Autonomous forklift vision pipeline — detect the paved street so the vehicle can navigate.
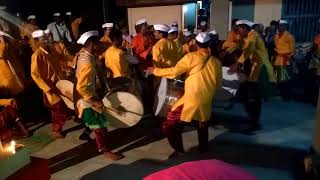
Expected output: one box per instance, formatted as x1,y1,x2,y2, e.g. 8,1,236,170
26,99,315,180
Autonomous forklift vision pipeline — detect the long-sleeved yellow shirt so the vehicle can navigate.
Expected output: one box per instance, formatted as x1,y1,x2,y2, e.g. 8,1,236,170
274,31,295,66
238,30,276,83
31,47,61,105
222,30,240,53
152,38,178,68
0,41,26,96
105,46,130,78
71,17,82,40
154,48,222,122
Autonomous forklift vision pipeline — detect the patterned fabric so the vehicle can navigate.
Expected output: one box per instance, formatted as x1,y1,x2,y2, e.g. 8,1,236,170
82,108,108,129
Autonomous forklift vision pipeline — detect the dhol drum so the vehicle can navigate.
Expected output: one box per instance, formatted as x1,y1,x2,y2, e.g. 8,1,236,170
56,79,144,128
154,78,184,118
214,66,240,102
56,80,75,110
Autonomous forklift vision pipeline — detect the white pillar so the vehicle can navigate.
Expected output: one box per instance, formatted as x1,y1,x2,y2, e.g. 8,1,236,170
210,0,230,40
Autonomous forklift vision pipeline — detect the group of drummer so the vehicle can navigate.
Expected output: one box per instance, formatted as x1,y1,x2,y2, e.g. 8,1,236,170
0,12,297,160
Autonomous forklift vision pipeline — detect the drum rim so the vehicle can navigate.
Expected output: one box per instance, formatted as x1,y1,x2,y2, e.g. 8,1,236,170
155,78,168,116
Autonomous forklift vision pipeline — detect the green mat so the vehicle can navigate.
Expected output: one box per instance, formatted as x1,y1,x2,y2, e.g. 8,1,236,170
17,135,54,154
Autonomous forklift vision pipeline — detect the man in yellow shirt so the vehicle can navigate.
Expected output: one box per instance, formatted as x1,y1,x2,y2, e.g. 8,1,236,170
31,30,68,139
273,20,295,100
152,24,177,68
74,31,123,161
100,23,113,47
147,32,222,157
222,19,239,54
229,20,276,134
105,29,130,78
168,26,184,62
20,15,39,52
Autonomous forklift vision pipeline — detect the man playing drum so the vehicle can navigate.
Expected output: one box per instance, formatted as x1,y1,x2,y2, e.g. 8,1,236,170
31,30,69,139
74,31,124,161
147,32,222,158
229,20,276,134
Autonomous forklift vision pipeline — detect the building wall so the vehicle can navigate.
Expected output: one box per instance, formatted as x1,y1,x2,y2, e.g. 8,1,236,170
254,0,282,26
210,0,230,40
127,5,182,34
232,0,255,21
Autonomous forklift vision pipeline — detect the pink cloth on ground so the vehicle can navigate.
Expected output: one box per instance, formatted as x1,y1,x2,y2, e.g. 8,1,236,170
144,159,256,180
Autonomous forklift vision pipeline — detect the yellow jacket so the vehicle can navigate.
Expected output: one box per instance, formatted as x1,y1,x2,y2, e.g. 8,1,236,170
154,48,222,122
222,30,240,53
152,38,178,68
71,17,82,40
0,99,12,106
105,46,130,78
0,41,25,96
238,30,276,83
31,47,62,105
274,31,295,66
173,38,184,60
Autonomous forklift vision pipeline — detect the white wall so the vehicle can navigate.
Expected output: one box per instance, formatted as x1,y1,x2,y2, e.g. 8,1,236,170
210,0,230,40
127,5,182,34
254,0,282,26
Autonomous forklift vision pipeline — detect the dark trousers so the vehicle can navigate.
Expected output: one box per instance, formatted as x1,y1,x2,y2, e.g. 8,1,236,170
43,96,68,133
93,128,109,152
162,105,209,153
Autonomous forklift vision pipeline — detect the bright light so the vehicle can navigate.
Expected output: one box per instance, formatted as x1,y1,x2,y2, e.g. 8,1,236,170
183,6,188,13
197,1,203,9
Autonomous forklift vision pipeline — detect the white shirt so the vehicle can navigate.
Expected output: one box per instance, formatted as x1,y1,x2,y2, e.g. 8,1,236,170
47,22,72,42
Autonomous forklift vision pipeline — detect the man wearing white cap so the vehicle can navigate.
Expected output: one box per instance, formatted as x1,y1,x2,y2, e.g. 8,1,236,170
74,30,124,161
152,24,178,68
147,32,222,157
168,26,184,61
30,30,68,139
182,30,197,54
273,19,295,100
47,13,72,43
230,20,276,134
20,14,39,51
132,18,152,65
199,21,208,32
100,22,113,45
222,19,240,55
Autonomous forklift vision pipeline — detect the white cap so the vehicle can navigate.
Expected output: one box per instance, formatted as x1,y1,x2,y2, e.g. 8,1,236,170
236,20,254,27
208,30,217,35
183,31,192,36
77,30,99,45
66,12,72,16
102,23,113,29
153,24,170,32
279,20,288,24
200,21,207,27
168,27,179,34
195,32,210,43
53,13,60,17
44,29,50,34
0,31,14,40
171,21,178,27
27,15,36,20
32,30,45,38
135,19,147,26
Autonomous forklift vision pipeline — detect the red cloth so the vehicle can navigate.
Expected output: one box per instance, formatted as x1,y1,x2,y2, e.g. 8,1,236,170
93,128,108,152
144,160,257,180
7,157,50,180
0,100,20,142
43,95,68,133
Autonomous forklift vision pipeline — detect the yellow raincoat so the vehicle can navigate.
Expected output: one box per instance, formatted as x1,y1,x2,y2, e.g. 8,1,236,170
222,30,240,53
274,31,295,66
238,30,276,83
105,46,130,78
153,49,222,122
31,47,62,105
152,38,178,68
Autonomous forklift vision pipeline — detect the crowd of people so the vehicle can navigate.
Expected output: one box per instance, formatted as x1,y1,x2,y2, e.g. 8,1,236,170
1,8,320,161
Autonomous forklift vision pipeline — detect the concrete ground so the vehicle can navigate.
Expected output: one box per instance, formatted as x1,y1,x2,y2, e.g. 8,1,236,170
28,99,315,180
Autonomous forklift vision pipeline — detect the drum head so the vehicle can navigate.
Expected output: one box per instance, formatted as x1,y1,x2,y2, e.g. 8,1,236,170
102,92,144,128
155,78,168,116
56,80,74,110
215,67,240,101
222,67,239,81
